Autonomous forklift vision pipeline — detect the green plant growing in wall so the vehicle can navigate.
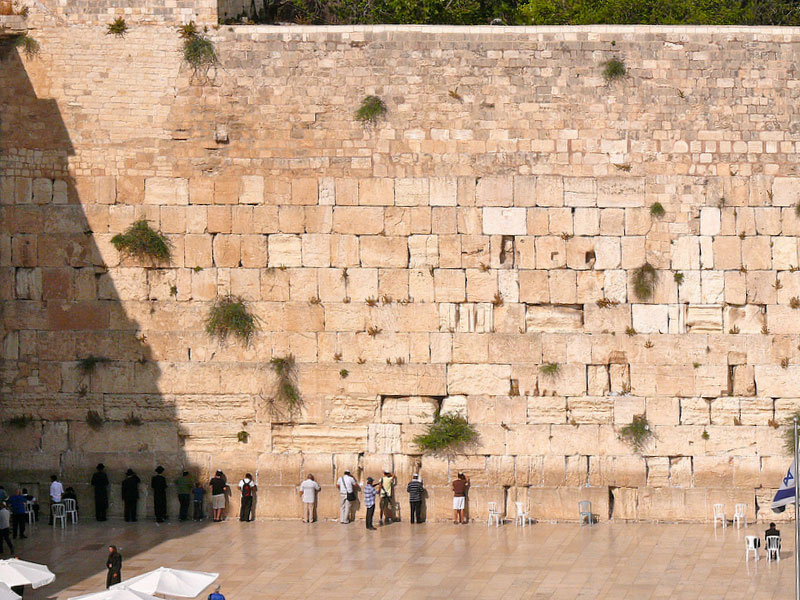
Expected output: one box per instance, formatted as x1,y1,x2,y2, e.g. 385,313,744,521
77,355,110,377
86,409,104,431
270,355,302,414
339,369,349,378
107,17,128,37
123,412,142,426
178,21,217,80
618,414,653,453
632,262,657,301
4,414,31,428
14,34,40,58
237,430,249,443
412,412,478,454
782,411,800,455
355,95,387,124
649,202,665,218
603,57,626,81
206,296,258,345
540,363,560,377
111,220,171,263
673,272,684,285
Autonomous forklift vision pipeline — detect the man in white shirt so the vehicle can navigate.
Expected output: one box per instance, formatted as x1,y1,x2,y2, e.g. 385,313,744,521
336,470,358,524
237,474,256,522
48,474,64,525
298,474,321,523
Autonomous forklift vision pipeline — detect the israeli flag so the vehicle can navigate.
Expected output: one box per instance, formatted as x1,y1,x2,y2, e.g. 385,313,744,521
772,458,797,513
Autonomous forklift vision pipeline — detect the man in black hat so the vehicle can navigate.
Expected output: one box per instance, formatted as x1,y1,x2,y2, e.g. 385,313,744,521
151,466,168,523
91,463,110,521
121,469,140,522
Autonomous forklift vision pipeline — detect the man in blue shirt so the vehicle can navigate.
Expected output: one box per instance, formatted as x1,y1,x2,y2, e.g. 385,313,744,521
8,489,27,539
362,477,377,530
208,586,225,600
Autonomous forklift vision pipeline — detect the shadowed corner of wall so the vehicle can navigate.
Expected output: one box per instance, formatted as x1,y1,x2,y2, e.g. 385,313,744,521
0,40,206,596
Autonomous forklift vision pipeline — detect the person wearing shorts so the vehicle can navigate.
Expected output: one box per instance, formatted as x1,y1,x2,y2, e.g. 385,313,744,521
452,472,470,524
209,470,228,522
378,470,397,525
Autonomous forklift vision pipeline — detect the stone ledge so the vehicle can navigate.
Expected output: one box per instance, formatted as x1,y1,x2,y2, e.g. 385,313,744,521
0,15,26,37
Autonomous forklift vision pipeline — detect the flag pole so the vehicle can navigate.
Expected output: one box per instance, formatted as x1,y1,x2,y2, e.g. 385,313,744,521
794,416,799,600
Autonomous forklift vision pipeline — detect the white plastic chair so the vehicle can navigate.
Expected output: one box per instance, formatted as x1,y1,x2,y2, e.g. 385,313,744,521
745,536,759,562
63,498,78,524
713,504,726,528
578,501,592,526
733,503,746,528
25,501,35,525
52,503,66,529
514,502,529,527
766,536,781,562
487,502,502,527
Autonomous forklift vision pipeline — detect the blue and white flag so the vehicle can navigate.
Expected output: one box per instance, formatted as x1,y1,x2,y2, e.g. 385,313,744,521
772,458,796,513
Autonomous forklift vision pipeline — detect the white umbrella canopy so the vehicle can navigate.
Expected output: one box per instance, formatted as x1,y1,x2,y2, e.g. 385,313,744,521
0,559,56,589
69,589,161,600
112,568,219,598
0,583,21,600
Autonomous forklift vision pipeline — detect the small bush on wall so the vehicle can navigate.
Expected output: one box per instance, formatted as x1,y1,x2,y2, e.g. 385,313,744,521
270,355,302,415
178,21,218,81
619,414,653,453
355,95,387,124
111,220,171,263
205,296,258,345
107,17,128,37
413,413,478,454
603,57,626,81
632,262,657,301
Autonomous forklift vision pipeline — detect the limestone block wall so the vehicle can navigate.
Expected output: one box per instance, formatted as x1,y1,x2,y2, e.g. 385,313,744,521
3,24,800,522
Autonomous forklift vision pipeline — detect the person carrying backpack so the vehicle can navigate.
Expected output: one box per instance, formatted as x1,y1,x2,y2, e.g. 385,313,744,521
238,474,256,522
208,585,225,600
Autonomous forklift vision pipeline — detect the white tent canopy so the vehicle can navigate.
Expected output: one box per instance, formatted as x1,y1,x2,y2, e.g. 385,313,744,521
112,568,219,598
0,583,21,600
69,589,161,600
0,559,56,589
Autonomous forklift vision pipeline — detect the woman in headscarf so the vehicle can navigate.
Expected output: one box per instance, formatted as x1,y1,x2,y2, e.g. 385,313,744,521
106,545,122,588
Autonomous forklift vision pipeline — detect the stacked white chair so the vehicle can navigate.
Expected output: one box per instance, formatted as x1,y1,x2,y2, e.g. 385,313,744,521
487,502,502,527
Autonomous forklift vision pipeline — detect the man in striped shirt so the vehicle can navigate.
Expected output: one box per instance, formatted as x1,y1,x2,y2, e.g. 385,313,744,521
362,477,377,530
407,474,425,524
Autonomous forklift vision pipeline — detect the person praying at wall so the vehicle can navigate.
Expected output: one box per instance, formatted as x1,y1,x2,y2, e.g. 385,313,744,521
151,466,168,523
121,469,140,522
91,463,110,521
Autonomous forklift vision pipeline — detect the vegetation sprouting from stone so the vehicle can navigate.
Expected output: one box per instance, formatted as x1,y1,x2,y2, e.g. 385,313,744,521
540,362,559,376
123,412,142,426
413,413,478,454
237,430,249,443
632,262,657,300
179,21,217,78
111,220,171,263
77,355,110,376
649,202,665,218
107,17,128,37
619,414,653,453
4,414,31,428
205,296,257,344
270,355,302,414
673,272,684,285
14,34,39,58
782,411,800,455
603,58,626,81
86,409,104,430
355,95,387,124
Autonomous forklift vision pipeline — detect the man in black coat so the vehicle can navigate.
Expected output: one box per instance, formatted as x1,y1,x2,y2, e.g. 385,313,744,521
121,469,140,522
106,545,122,588
91,463,110,521
151,466,168,523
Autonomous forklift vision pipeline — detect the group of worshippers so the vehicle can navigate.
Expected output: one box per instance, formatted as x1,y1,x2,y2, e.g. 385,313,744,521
87,465,257,523
298,469,471,527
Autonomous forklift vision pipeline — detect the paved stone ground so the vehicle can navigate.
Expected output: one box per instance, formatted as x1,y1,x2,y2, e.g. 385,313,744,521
6,518,796,599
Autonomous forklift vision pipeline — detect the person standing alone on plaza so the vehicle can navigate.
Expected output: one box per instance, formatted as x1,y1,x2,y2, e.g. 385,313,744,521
91,463,110,521
151,466,168,523
238,474,256,522
175,470,192,521
121,469,140,522
362,477,377,530
106,545,122,588
379,470,397,525
407,474,425,524
452,472,470,524
298,474,320,523
209,470,228,522
336,470,358,524
8,489,26,539
48,474,64,525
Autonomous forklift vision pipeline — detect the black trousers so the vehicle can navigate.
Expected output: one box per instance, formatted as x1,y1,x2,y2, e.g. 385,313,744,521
178,494,190,521
106,569,121,589
95,490,108,521
365,505,375,528
154,491,167,522
410,501,422,523
193,500,203,520
0,528,13,553
11,513,25,538
240,496,253,521
123,499,137,522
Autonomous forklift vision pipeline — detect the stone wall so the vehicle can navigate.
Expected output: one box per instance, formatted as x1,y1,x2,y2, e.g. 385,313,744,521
2,23,800,522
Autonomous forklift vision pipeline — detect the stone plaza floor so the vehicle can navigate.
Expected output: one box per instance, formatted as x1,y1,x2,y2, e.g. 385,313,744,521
7,517,797,599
